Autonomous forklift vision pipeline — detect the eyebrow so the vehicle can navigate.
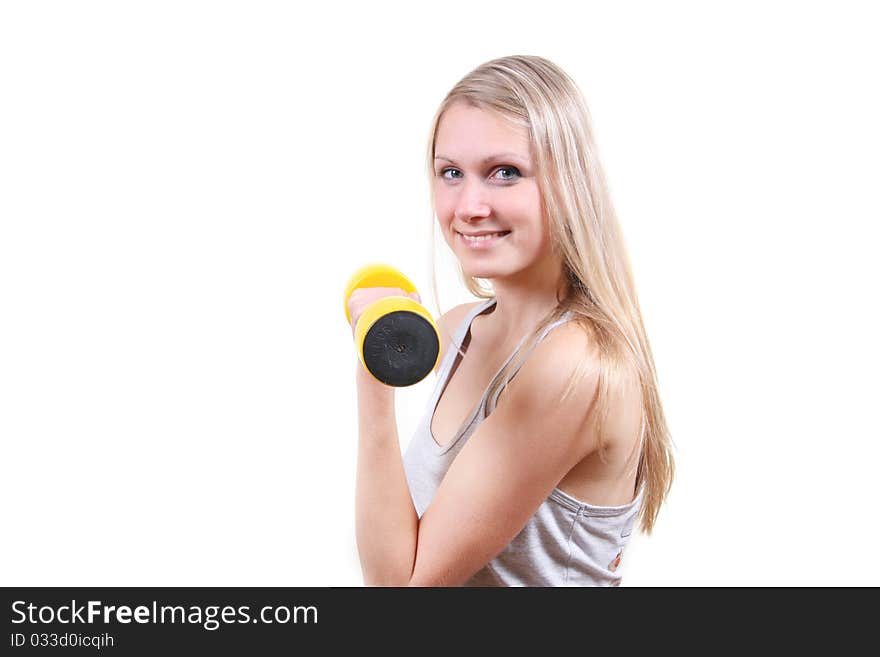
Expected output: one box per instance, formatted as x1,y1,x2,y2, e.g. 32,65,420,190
434,152,529,165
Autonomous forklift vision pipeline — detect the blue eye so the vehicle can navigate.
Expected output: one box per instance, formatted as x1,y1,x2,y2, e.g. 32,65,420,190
439,166,521,181
495,166,520,181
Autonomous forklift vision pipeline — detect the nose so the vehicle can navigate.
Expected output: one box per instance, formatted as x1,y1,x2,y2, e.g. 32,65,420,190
453,178,491,224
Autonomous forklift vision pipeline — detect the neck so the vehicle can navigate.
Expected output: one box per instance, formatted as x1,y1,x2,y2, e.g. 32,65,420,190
484,255,570,345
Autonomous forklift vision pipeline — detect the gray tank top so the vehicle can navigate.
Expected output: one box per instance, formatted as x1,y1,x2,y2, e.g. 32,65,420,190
402,297,643,586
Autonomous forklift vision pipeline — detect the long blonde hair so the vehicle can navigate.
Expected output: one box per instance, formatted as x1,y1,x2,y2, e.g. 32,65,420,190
424,55,674,534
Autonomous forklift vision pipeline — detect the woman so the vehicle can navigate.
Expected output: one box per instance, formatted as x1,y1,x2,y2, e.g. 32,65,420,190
347,55,674,586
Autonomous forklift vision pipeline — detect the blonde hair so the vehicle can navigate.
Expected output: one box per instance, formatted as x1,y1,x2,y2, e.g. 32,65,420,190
424,55,674,534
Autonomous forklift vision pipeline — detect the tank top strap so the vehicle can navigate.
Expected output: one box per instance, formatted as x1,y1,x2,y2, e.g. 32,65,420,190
451,298,498,350
486,310,575,413
428,298,498,409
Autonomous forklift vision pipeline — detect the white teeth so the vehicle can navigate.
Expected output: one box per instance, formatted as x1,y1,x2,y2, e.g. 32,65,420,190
461,232,507,241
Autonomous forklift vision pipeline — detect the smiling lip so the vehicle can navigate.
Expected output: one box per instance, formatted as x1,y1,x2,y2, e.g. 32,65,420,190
456,229,511,249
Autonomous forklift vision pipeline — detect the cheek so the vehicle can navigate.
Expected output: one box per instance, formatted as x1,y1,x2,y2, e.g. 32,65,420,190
514,218,551,257
433,190,454,225
436,214,455,241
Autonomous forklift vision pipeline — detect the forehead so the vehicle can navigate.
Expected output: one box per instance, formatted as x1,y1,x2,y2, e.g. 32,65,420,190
435,103,531,163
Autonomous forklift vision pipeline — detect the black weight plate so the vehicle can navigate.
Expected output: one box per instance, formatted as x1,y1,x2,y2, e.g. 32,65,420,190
362,311,440,387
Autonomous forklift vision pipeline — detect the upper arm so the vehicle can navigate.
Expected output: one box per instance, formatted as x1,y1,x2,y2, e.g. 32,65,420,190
409,323,601,586
433,302,481,375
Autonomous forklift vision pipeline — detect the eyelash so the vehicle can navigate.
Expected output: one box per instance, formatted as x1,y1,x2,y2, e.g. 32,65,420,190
438,166,521,182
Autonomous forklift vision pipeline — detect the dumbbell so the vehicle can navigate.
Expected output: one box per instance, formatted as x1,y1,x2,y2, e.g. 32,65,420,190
344,263,441,387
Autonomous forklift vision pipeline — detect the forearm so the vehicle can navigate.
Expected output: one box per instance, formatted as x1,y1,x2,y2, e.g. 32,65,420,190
354,362,419,586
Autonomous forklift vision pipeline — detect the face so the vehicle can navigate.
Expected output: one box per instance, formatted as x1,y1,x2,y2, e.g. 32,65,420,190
433,102,555,282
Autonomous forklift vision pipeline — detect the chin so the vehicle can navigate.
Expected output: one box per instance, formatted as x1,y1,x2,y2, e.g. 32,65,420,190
460,262,510,280
462,269,496,280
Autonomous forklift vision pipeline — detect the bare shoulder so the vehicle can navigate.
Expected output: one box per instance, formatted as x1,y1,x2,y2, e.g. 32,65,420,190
511,321,600,401
537,322,641,395
433,301,483,374
537,322,642,449
537,321,597,367
509,321,642,454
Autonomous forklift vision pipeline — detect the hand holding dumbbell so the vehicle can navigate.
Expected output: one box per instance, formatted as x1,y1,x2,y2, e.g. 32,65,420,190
344,264,441,387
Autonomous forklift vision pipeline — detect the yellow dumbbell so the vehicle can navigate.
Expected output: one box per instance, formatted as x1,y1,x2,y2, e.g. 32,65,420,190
344,263,441,387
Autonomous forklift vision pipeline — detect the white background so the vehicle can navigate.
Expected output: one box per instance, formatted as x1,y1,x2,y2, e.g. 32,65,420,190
1,1,878,586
